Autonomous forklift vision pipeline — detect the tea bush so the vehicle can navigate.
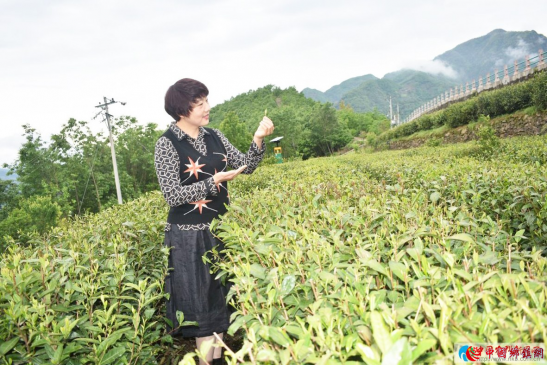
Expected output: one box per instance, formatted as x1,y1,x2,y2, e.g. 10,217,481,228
206,135,547,364
0,192,172,364
2,135,547,364
532,70,547,111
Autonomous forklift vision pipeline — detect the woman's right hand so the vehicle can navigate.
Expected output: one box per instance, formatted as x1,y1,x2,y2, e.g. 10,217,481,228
213,165,247,185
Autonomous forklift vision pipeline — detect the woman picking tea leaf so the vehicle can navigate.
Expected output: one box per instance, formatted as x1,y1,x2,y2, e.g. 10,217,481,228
154,78,274,364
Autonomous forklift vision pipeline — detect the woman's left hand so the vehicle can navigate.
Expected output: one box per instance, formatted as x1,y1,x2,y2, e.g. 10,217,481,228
254,116,275,139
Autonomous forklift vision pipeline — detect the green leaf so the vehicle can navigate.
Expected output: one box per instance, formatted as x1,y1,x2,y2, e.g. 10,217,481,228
52,343,64,365
479,250,499,265
268,327,291,347
356,343,381,365
256,349,277,362
363,260,389,277
453,269,473,282
389,261,408,282
381,337,412,365
228,315,246,336
144,308,155,319
411,339,437,361
250,263,266,279
280,275,296,296
176,310,185,325
101,347,125,365
178,352,197,365
371,311,392,355
430,192,441,203
294,336,312,361
0,337,20,356
196,338,215,359
96,328,130,356
446,233,475,244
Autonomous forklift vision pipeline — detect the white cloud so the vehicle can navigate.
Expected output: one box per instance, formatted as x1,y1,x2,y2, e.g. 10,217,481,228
505,38,532,60
493,38,535,69
403,60,459,78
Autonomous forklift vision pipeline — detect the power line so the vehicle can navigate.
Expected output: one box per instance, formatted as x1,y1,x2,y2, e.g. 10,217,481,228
78,141,101,215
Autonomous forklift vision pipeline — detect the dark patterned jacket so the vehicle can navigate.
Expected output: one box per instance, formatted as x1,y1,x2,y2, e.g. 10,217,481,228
154,123,265,231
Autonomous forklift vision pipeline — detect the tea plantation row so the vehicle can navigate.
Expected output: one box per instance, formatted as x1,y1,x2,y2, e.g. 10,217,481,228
1,135,547,364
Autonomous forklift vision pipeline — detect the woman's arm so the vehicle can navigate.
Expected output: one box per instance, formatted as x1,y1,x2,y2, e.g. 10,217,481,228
213,129,265,174
154,136,218,207
213,117,274,174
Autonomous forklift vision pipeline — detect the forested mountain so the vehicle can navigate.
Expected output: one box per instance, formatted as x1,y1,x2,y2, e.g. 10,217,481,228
209,85,389,159
209,85,318,130
302,74,378,104
435,29,547,82
210,85,349,159
304,29,547,118
209,85,320,157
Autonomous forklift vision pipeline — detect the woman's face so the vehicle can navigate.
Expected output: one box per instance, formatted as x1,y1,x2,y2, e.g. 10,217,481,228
182,97,210,126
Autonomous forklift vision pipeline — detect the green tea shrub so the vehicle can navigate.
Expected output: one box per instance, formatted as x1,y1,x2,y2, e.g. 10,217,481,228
259,155,277,166
0,195,61,249
425,138,441,147
445,99,478,128
431,110,447,128
3,135,547,365
532,71,547,110
188,135,547,364
365,132,377,148
476,126,500,159
397,120,419,137
417,114,433,130
0,192,172,364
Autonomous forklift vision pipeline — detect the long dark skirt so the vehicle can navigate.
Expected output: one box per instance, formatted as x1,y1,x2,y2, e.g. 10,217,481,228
164,225,231,337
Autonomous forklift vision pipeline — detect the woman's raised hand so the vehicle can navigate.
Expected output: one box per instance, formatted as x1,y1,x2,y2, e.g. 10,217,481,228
254,116,275,139
213,165,247,185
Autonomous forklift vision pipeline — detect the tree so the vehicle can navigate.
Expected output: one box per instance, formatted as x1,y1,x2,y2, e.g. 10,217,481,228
0,180,20,221
219,112,253,152
115,117,162,195
4,116,162,220
4,125,59,198
300,103,352,159
0,195,61,247
267,106,306,158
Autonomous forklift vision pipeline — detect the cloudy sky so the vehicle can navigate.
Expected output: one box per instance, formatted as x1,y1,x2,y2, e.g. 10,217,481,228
1,0,546,165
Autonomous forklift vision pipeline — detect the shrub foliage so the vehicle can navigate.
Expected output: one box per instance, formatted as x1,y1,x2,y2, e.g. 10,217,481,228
2,135,547,364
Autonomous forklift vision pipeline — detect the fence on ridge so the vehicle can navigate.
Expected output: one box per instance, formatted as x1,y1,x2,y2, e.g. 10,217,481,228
398,49,547,126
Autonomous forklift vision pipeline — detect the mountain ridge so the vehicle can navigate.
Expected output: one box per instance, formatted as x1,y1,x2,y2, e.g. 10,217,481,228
303,29,547,119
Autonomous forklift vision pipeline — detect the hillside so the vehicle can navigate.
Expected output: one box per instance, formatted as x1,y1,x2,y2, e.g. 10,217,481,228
2,135,546,363
302,74,378,104
209,85,319,133
304,29,547,118
342,70,457,117
208,84,374,159
435,29,547,82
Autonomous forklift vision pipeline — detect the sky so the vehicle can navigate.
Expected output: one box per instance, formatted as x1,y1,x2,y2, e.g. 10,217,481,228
1,0,547,166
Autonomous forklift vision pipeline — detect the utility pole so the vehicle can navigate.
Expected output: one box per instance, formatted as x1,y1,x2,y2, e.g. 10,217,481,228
389,96,396,128
389,96,393,122
95,97,126,205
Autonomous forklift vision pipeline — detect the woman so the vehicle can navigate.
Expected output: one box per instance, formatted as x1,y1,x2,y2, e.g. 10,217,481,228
154,78,274,365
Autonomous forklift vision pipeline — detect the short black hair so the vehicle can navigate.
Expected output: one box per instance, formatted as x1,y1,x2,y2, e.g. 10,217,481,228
164,78,209,121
